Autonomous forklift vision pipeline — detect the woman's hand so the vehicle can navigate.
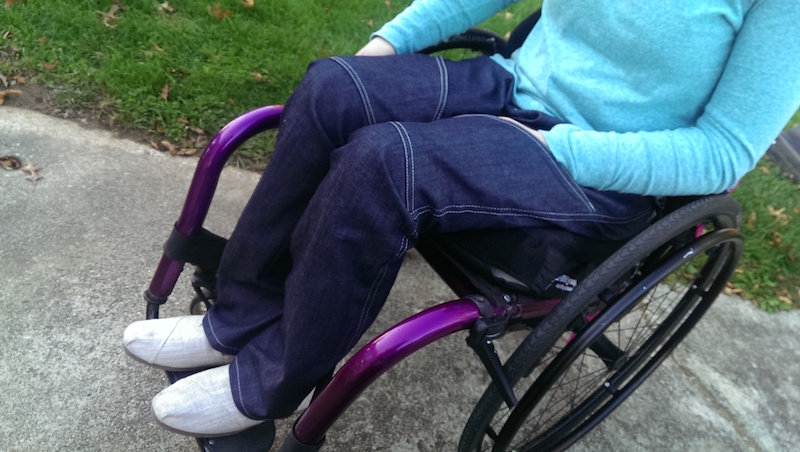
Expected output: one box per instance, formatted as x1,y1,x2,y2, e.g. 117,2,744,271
497,117,549,147
356,37,398,57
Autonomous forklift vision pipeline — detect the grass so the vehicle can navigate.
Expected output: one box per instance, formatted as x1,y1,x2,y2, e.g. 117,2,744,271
2,0,799,311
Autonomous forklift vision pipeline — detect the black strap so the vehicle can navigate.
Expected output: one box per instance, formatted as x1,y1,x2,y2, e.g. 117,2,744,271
163,225,227,272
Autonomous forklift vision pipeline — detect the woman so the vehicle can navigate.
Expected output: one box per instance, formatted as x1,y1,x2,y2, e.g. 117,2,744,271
123,0,800,439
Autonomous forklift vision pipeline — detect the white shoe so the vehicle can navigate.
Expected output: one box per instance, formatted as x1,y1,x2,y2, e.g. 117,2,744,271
123,315,233,371
151,365,264,437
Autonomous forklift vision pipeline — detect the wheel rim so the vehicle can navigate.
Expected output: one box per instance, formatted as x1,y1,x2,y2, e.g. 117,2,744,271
492,229,742,452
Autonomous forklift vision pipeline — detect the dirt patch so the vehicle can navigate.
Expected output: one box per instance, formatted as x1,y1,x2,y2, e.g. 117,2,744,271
1,78,156,147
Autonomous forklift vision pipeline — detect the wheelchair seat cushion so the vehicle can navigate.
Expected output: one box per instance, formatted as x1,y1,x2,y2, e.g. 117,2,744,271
436,227,626,299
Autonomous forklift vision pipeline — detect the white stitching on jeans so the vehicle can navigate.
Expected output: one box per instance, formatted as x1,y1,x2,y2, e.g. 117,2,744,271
234,360,255,418
330,57,376,125
433,56,448,121
347,235,410,350
206,315,242,353
390,122,415,212
410,204,653,223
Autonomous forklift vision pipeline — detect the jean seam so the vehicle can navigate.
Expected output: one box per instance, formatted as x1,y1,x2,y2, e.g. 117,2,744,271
233,360,257,419
206,315,242,353
390,121,415,212
330,56,376,125
433,56,448,121
410,203,653,224
459,113,597,213
346,235,410,351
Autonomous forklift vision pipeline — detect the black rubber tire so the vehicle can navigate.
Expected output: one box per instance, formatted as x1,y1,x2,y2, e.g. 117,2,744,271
458,194,742,452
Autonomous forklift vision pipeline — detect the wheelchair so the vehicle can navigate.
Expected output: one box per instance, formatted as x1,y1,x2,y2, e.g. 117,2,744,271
140,10,745,452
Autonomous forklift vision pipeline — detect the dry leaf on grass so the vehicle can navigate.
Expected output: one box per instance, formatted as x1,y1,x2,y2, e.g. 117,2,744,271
161,83,171,101
0,89,23,106
42,61,58,71
251,72,270,83
97,4,122,29
0,73,7,88
767,205,789,225
208,3,232,21
157,1,175,13
242,0,254,7
746,210,756,228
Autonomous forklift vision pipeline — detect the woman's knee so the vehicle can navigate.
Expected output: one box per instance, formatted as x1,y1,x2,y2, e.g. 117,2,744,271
330,123,409,200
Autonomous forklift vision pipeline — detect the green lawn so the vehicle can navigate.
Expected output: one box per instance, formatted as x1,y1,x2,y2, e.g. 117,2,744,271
2,0,798,310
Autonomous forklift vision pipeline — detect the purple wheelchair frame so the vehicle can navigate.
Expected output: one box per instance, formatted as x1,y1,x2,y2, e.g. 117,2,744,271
143,105,565,450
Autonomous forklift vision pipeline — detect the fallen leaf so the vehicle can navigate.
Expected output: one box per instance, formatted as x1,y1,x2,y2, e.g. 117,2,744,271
0,155,22,170
504,12,513,20
161,140,176,155
13,75,25,85
0,89,23,106
1,30,11,40
160,83,171,101
746,210,756,228
778,295,793,306
385,0,392,7
770,230,783,247
150,141,159,150
42,61,58,71
25,172,43,183
177,117,190,125
251,72,270,83
0,73,7,88
157,1,175,13
794,207,799,215
20,163,40,174
37,36,48,44
177,147,197,156
154,44,167,54
97,4,121,29
361,19,374,27
758,165,770,175
5,0,22,9
767,205,789,225
207,3,232,21
242,0,254,7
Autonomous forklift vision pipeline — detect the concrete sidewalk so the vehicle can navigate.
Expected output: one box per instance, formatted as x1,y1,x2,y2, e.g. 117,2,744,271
1,106,799,451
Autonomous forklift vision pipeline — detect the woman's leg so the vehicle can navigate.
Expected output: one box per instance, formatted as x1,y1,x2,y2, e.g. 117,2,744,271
227,115,655,419
205,54,519,352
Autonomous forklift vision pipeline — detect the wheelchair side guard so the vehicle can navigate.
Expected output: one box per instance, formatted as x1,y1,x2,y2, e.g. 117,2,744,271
144,105,283,319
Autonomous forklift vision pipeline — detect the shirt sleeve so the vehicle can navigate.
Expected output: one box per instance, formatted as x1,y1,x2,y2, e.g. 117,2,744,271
373,0,520,55
541,0,800,196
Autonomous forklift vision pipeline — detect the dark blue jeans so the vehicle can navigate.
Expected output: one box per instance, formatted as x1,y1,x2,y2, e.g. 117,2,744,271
204,54,654,419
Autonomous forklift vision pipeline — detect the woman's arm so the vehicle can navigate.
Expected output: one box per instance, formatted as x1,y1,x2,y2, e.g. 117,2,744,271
542,0,800,196
370,0,520,55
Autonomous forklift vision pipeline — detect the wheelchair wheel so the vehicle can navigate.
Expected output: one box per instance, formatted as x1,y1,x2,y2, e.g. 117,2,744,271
459,195,743,452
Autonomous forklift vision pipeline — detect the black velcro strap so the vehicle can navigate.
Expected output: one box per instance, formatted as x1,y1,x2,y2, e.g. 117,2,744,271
164,225,227,272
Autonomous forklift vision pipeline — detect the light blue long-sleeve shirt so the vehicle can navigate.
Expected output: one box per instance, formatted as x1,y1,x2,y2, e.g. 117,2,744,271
374,0,800,196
